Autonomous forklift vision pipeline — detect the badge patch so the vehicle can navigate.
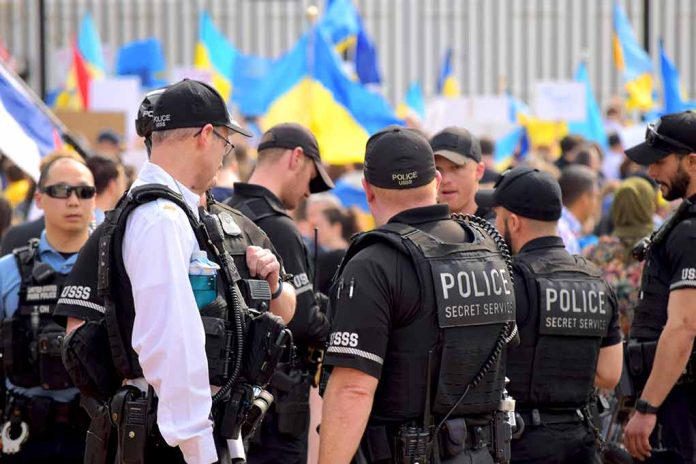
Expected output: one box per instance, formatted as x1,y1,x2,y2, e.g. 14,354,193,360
218,212,241,236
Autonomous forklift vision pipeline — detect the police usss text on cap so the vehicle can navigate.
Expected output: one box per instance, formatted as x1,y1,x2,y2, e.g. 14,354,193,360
364,125,437,189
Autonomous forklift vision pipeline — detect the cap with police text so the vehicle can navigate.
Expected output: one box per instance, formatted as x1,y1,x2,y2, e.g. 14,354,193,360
258,123,334,193
626,111,696,166
430,127,482,164
475,166,562,221
364,126,437,189
151,79,252,137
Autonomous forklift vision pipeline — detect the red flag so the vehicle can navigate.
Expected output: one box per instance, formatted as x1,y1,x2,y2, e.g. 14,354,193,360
72,38,90,109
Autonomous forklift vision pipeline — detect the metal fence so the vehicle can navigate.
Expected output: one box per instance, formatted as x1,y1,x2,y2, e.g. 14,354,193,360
1,0,694,110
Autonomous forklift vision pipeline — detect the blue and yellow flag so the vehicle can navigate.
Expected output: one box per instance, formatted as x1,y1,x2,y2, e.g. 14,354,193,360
658,40,695,114
194,11,236,102
257,29,401,165
318,0,360,53
613,1,654,111
568,62,607,150
116,38,167,88
437,49,460,97
396,82,425,120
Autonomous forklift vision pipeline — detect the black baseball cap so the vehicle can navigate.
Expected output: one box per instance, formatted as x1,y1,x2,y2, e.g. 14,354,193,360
475,166,562,221
364,125,437,189
151,79,252,137
626,111,696,166
430,127,482,164
257,123,334,193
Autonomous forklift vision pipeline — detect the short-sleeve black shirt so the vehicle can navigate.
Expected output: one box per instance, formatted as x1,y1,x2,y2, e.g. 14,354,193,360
324,204,465,379
513,236,622,348
226,183,329,346
632,198,696,340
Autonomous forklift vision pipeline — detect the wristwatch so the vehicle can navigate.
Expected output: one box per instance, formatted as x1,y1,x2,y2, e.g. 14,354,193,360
271,278,284,300
635,398,659,415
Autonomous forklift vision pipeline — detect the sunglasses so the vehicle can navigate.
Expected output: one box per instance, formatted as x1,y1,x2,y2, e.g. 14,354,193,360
646,123,694,154
41,183,96,199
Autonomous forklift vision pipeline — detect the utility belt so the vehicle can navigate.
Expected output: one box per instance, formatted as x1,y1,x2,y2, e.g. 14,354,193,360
625,340,696,395
515,407,584,428
356,414,509,464
1,391,87,455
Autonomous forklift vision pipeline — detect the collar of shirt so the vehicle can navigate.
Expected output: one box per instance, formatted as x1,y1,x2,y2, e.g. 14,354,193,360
518,235,565,254
132,161,201,219
387,204,450,225
561,207,582,235
37,230,79,274
232,182,287,212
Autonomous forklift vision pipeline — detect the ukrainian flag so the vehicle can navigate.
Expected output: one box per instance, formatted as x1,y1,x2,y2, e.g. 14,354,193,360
194,11,236,102
396,82,425,121
437,49,460,97
258,29,401,165
318,0,360,54
54,13,104,110
613,1,654,111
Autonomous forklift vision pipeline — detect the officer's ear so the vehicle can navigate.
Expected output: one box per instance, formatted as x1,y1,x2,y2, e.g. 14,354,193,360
508,212,522,233
362,178,375,204
685,153,696,172
288,147,304,170
434,170,442,192
474,162,485,181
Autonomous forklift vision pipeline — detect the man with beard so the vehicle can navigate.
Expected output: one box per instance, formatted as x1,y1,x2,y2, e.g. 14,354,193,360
622,111,696,463
476,166,622,463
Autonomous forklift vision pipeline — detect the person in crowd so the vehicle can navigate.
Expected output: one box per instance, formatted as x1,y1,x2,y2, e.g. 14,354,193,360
558,165,600,254
584,176,656,335
85,155,128,225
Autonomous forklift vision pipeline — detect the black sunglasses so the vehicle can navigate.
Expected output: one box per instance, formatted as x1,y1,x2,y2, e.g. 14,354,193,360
646,123,694,154
41,183,96,199
193,127,234,156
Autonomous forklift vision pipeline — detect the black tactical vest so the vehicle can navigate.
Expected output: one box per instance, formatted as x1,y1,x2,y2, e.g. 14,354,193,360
99,185,259,384
507,248,613,408
631,200,696,340
1,240,73,390
339,219,515,421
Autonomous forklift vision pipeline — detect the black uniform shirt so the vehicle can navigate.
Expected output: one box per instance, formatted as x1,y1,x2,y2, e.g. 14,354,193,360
226,183,329,346
513,236,621,347
324,204,462,379
632,199,696,340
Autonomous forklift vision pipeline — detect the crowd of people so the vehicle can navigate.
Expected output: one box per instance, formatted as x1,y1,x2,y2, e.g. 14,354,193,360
0,79,694,464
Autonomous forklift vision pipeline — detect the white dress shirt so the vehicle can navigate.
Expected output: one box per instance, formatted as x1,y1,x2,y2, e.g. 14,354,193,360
122,161,217,464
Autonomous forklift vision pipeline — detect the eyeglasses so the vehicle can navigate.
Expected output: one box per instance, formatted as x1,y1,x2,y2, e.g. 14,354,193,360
646,123,694,154
193,127,234,157
41,183,96,199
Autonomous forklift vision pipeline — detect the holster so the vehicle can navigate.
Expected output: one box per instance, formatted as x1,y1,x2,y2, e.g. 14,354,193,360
269,367,310,438
82,397,116,464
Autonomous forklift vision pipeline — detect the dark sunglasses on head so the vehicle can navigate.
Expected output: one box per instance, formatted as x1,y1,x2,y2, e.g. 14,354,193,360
646,123,694,154
41,183,96,199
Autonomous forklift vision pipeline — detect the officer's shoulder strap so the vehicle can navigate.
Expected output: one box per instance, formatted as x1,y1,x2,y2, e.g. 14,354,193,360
229,195,288,223
97,184,202,296
208,201,270,247
335,225,414,280
12,238,40,283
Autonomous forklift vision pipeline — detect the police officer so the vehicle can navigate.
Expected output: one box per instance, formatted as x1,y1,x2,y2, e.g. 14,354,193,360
475,166,623,463
320,126,516,464
56,80,296,463
0,156,96,463
622,111,696,462
430,127,495,222
225,123,333,464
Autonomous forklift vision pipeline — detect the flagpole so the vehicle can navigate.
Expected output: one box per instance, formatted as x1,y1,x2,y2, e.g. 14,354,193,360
38,0,47,100
0,59,90,158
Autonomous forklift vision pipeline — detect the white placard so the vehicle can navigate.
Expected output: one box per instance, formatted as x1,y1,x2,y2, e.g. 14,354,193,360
533,81,586,122
171,67,212,85
89,76,142,143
